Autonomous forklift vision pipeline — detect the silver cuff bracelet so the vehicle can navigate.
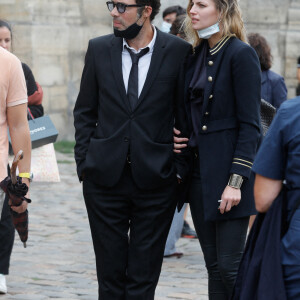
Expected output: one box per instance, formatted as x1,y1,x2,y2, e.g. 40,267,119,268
228,173,243,189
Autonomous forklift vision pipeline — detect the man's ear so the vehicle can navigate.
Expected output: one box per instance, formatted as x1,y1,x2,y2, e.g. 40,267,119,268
143,6,153,19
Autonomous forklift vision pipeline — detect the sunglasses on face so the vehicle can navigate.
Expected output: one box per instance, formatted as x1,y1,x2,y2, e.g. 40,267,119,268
106,1,144,14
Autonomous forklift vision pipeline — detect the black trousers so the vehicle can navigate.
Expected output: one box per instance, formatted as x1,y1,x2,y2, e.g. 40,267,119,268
0,194,15,275
83,163,177,300
189,158,249,300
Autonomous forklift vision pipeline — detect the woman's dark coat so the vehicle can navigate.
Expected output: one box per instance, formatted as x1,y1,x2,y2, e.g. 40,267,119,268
183,36,261,221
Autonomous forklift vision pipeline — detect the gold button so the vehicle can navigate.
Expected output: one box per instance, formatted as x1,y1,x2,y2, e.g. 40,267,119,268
208,76,213,82
202,125,208,131
205,112,209,116
209,94,213,99
208,61,214,66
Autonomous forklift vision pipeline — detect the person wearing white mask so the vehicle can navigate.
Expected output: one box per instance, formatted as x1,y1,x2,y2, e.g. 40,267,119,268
173,0,261,298
161,5,186,33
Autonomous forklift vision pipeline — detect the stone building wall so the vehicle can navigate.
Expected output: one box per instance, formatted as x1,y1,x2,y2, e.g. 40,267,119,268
0,0,299,139
0,0,111,139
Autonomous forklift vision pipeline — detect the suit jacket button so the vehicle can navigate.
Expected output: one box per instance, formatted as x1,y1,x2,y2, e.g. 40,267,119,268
205,112,209,115
209,94,213,99
208,76,213,82
124,137,129,142
202,125,208,131
208,61,214,66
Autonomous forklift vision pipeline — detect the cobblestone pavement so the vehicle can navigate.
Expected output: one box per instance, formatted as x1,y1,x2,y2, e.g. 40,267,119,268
1,152,208,300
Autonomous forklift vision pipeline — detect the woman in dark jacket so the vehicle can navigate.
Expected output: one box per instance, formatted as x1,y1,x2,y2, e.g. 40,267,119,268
248,33,287,109
175,0,261,298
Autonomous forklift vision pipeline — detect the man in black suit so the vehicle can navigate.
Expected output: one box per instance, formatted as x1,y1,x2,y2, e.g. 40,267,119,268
73,0,191,299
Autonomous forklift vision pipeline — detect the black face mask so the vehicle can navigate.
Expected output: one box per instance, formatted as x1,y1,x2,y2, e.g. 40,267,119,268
114,21,143,40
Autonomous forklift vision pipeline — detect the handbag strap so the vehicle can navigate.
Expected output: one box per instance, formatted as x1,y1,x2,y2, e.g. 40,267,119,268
27,108,34,120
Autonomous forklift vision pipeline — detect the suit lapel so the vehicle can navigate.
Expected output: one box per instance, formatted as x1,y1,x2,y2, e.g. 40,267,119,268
110,36,131,114
134,30,166,111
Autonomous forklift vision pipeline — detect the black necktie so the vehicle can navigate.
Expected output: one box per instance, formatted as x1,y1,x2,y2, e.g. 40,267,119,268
126,46,149,110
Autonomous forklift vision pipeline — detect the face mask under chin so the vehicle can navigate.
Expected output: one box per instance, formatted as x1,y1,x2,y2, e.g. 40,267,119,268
197,22,220,39
114,18,144,40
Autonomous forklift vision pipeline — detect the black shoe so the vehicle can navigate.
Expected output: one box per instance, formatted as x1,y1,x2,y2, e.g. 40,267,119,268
181,220,197,239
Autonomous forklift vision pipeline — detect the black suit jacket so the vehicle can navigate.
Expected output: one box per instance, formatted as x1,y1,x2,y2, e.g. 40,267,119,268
74,29,191,189
181,37,261,220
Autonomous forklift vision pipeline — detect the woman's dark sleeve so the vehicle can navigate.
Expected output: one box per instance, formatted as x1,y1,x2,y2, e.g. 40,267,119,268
229,45,262,179
22,63,38,96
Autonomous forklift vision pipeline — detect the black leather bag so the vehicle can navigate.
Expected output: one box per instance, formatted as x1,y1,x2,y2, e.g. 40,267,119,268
260,99,276,136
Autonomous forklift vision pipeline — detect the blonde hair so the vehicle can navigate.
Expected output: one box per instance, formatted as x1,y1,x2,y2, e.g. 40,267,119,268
185,0,247,47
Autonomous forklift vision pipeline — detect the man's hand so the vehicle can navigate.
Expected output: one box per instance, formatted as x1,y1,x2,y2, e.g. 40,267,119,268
219,186,241,214
173,128,189,153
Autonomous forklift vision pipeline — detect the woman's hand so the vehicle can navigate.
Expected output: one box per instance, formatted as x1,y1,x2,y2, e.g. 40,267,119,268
219,186,241,214
173,128,189,153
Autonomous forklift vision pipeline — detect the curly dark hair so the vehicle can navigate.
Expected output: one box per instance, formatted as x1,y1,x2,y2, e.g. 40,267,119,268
248,33,273,71
136,0,161,21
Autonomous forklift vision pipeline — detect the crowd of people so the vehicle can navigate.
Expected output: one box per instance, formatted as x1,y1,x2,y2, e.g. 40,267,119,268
1,0,300,299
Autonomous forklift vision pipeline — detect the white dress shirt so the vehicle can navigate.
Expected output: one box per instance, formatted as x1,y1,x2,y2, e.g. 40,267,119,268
122,26,157,97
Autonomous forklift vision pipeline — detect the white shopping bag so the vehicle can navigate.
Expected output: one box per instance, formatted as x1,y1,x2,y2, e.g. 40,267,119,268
30,143,60,182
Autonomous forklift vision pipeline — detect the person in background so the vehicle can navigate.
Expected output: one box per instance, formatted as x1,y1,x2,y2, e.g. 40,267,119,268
164,15,196,258
0,46,31,295
164,14,197,259
252,95,300,299
296,56,300,96
0,20,44,119
248,33,287,109
170,13,197,240
169,14,187,39
161,5,186,33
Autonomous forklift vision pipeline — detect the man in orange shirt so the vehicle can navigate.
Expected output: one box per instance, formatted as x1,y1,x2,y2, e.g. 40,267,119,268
0,46,31,294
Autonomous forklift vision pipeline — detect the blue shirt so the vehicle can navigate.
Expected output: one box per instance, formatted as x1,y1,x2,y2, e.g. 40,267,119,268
261,70,287,109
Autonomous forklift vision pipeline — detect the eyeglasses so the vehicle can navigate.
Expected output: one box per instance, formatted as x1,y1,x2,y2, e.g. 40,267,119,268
106,1,144,14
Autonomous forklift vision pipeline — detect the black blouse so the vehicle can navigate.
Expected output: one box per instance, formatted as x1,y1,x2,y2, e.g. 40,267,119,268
21,63,37,97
